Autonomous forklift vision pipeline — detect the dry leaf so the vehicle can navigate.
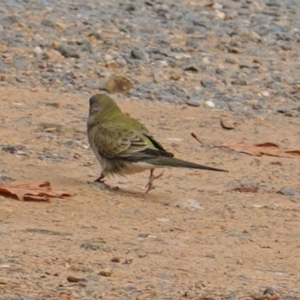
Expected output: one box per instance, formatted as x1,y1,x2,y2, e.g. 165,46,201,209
0,181,72,201
218,141,300,158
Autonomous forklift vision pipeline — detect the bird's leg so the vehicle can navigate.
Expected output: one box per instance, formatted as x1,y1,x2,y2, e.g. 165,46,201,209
94,172,105,183
145,169,164,193
92,172,119,191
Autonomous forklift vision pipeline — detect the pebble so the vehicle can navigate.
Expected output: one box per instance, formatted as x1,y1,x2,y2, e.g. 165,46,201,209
99,269,113,277
104,74,133,94
131,47,149,62
185,98,202,107
261,91,270,97
0,0,297,111
263,288,275,295
67,275,86,283
205,100,215,108
220,116,236,130
175,199,204,211
169,69,181,81
55,44,80,59
201,78,216,88
277,187,298,196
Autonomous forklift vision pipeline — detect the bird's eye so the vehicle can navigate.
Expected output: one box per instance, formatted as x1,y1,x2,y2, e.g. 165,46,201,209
90,103,101,115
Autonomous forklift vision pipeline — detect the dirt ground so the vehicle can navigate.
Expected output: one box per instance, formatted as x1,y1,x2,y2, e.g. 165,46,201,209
0,86,299,299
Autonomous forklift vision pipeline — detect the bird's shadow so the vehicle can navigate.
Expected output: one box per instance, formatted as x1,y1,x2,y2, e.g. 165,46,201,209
88,181,167,201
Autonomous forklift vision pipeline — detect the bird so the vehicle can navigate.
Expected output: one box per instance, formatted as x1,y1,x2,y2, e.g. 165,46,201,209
87,94,227,192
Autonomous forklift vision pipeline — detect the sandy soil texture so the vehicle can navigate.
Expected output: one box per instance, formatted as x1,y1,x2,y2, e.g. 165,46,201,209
0,87,299,299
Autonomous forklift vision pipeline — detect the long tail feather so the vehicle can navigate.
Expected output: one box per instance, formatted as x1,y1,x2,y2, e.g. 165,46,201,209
147,157,228,172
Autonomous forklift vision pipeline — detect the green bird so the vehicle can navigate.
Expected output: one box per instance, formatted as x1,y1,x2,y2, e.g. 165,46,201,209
87,94,227,192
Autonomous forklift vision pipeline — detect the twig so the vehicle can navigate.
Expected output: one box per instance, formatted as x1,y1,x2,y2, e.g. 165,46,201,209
191,132,203,145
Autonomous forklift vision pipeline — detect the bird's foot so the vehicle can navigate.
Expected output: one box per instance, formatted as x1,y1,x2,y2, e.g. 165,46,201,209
89,173,120,191
145,169,164,193
94,173,105,183
89,180,119,191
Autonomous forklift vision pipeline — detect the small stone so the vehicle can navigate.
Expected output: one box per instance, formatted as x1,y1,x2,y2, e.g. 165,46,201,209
131,47,149,62
277,187,298,196
0,15,20,26
220,116,235,130
184,64,199,72
169,69,181,81
282,295,295,300
249,31,262,42
33,46,43,55
195,281,206,289
104,74,133,93
2,145,26,154
0,75,6,82
231,79,247,86
174,53,191,60
99,269,113,277
201,78,216,88
153,69,167,84
215,10,225,19
202,57,210,64
213,3,223,9
67,275,86,283
221,293,238,300
156,218,169,222
205,100,215,108
111,257,121,263
41,19,57,28
262,91,270,97
281,45,292,51
43,102,60,108
228,47,241,54
44,49,64,62
225,57,239,64
123,284,135,291
185,97,202,107
55,44,80,59
105,60,118,69
263,288,275,295
80,243,100,250
175,199,204,211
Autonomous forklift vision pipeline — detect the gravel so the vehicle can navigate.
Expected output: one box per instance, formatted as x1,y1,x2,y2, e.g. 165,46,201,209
0,0,300,111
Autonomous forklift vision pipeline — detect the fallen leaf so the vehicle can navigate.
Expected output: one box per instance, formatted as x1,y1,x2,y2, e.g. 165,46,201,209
0,181,72,201
218,141,300,158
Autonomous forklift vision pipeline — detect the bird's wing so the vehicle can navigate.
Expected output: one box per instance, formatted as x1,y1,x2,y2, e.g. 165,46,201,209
93,123,173,162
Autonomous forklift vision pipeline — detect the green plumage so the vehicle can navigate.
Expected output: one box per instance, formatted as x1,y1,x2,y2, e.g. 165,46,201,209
87,94,227,191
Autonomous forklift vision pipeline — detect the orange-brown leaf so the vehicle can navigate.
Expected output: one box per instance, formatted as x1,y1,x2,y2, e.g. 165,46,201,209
0,181,72,201
219,141,300,158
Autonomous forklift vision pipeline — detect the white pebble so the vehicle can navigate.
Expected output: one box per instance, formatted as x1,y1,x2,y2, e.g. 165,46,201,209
215,10,225,20
205,100,215,108
33,46,43,55
213,3,223,10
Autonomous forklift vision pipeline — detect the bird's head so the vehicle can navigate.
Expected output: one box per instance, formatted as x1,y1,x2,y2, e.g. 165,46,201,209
89,94,121,117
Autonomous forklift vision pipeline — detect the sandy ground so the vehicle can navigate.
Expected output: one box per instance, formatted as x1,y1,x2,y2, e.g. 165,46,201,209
0,87,300,299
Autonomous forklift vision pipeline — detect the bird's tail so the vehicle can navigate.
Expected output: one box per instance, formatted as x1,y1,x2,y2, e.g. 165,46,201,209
147,157,228,172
